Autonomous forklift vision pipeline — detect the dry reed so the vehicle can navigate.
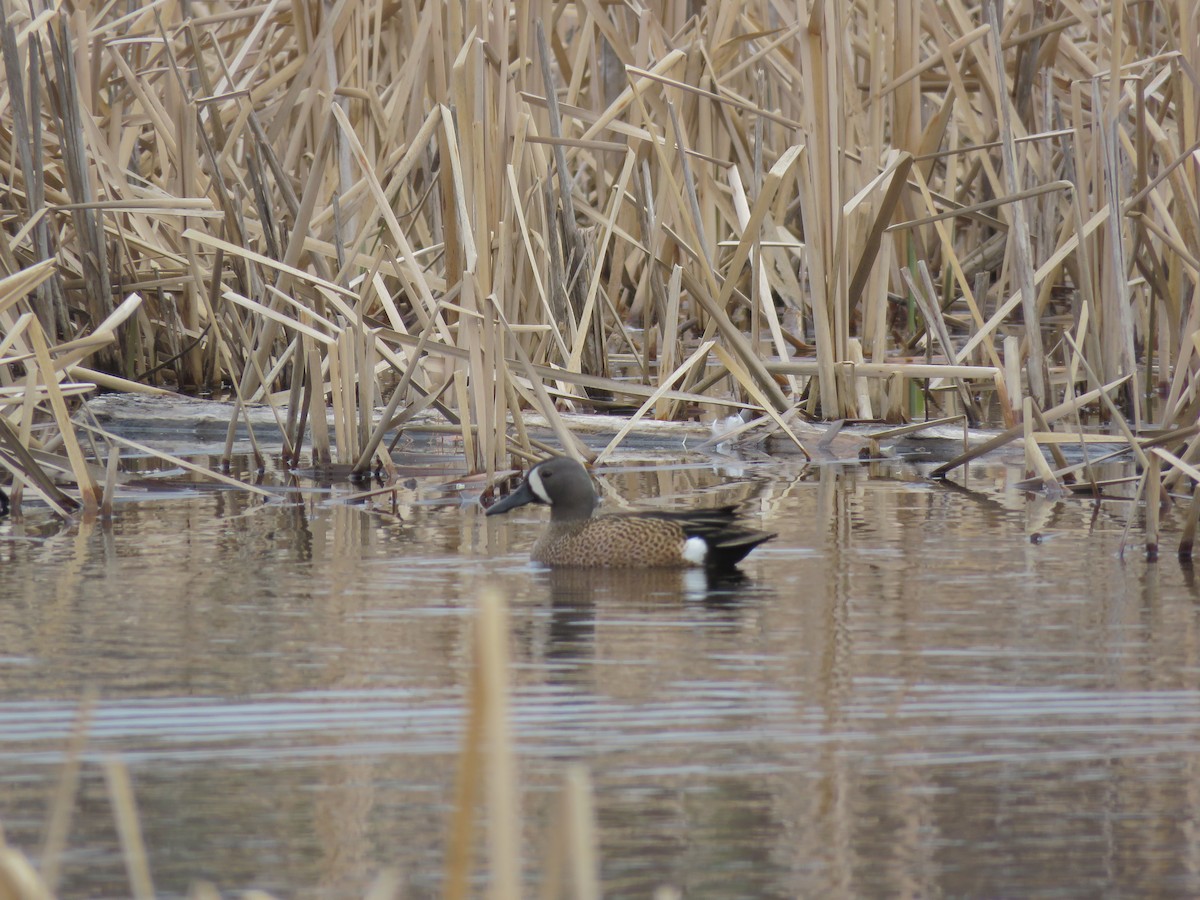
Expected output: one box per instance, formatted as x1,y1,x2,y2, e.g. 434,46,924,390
0,0,1194,546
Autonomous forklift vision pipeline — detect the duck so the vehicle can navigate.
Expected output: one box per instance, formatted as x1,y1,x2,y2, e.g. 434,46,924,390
484,456,775,569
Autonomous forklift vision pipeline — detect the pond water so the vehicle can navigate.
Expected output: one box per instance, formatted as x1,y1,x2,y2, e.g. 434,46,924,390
3,444,1200,898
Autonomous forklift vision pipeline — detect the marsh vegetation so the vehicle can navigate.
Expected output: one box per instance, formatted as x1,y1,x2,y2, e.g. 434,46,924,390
1,0,1197,507
1,0,1199,893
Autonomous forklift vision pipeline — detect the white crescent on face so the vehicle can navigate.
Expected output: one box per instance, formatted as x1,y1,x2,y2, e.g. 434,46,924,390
528,465,552,504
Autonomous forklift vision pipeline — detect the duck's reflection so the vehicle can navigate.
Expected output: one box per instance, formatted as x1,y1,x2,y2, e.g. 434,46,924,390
536,566,768,677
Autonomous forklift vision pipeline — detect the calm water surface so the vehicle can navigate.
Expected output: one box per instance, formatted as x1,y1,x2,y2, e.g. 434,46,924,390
3,452,1200,898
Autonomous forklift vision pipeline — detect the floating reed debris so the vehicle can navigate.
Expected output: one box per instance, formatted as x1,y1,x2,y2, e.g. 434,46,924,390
0,1,1196,539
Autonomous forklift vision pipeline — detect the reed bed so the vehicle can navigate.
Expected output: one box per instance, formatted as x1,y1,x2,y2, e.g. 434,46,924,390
0,0,1197,550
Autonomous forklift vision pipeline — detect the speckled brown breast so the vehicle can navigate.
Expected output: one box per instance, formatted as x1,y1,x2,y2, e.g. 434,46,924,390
532,516,692,567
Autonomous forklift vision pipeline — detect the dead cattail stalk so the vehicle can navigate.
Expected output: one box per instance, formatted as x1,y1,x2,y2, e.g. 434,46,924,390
444,589,521,898
1146,450,1161,561
103,757,155,900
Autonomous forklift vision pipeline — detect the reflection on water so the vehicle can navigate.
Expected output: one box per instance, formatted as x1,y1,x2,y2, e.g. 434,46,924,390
3,458,1200,897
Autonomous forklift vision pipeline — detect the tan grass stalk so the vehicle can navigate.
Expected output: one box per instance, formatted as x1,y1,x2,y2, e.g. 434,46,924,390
30,319,99,511
931,375,1131,479
355,304,445,473
536,21,607,388
565,148,638,376
1146,450,1161,561
0,845,52,900
488,297,591,461
77,422,274,498
596,339,716,464
101,444,119,518
767,361,999,379
183,229,359,306
711,344,809,458
445,590,521,898
727,161,797,395
479,589,520,898
222,289,339,346
1062,331,1146,468
103,757,155,900
0,415,79,517
1150,447,1200,486
364,869,403,900
0,260,57,317
539,765,600,900
888,179,1074,232
1022,397,1061,491
654,264,684,420
39,692,94,894
443,631,485,900
954,205,1110,367
901,263,980,422
381,323,746,412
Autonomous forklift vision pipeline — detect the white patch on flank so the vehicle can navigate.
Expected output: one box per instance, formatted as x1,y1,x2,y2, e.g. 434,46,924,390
682,537,708,566
528,466,552,504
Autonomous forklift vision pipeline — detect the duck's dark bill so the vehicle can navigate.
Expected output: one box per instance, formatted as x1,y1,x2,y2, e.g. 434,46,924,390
485,478,540,516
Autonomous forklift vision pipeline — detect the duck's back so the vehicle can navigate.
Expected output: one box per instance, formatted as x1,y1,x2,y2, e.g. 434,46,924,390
532,508,773,568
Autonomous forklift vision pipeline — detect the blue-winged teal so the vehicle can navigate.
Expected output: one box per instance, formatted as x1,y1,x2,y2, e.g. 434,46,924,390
485,457,775,569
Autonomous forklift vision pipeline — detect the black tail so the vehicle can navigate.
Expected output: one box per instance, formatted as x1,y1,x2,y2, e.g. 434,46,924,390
649,506,775,569
705,529,775,568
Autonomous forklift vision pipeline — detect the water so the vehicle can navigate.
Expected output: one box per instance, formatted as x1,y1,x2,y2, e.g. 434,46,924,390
2,454,1200,898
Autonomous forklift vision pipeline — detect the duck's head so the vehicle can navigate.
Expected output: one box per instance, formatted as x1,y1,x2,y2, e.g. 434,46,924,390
485,456,597,522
